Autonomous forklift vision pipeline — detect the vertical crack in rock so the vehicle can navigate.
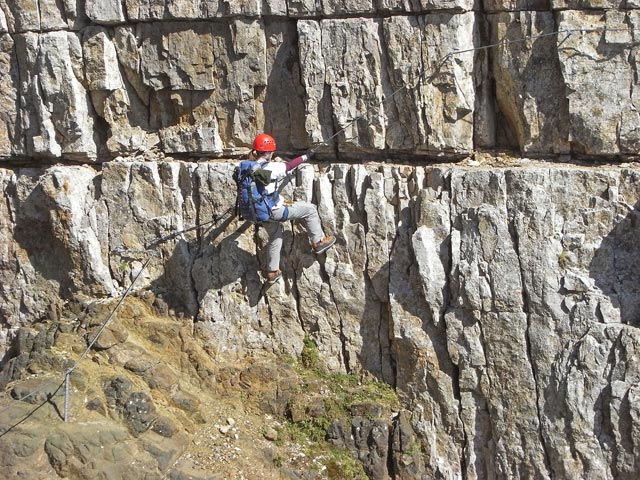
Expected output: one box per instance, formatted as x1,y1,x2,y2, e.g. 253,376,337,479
443,170,468,475
417,20,429,151
176,165,198,314
35,1,42,31
507,202,554,475
292,270,307,335
9,35,22,157
126,162,136,220
324,265,350,371
262,286,276,335
325,81,341,161
58,0,69,28
598,329,624,479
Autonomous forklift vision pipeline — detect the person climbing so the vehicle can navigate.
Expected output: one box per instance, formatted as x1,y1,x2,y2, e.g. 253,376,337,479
242,133,336,284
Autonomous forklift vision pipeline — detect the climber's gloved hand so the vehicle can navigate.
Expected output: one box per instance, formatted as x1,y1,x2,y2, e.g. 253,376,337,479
305,149,315,160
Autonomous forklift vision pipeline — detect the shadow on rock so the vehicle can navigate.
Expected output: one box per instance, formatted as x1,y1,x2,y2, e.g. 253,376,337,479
148,213,269,318
359,262,394,386
12,174,77,299
359,203,453,390
589,202,640,326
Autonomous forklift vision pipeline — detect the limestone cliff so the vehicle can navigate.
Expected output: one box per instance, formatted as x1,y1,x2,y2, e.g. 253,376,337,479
0,1,639,161
1,0,640,479
1,159,640,478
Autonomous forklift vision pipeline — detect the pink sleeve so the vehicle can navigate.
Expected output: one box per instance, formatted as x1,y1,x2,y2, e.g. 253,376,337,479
284,155,307,172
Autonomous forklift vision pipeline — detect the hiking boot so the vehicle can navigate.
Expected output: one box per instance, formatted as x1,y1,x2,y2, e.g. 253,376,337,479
266,269,282,284
312,236,336,254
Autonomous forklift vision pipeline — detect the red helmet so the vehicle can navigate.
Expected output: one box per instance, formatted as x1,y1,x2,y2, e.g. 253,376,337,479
253,133,276,152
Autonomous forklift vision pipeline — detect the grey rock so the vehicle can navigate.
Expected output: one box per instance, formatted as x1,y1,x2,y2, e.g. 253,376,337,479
44,426,158,479
170,389,201,413
0,33,20,157
490,11,570,154
557,11,640,155
2,160,640,478
263,426,278,441
1,0,40,32
382,13,476,153
40,0,71,30
0,7,637,158
85,0,125,25
15,32,98,160
11,376,60,404
151,415,179,437
121,391,157,436
0,7,7,33
144,362,179,391
86,323,128,350
328,413,391,479
390,411,425,479
139,22,216,91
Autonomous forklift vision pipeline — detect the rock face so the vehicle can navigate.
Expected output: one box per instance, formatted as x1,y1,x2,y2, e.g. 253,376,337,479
0,2,639,160
1,0,640,478
2,159,640,478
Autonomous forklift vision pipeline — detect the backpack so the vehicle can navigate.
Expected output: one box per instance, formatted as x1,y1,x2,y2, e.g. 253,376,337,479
232,160,278,224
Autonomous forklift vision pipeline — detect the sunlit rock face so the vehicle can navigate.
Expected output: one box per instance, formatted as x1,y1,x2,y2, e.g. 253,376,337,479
1,0,640,478
0,2,638,161
2,160,640,478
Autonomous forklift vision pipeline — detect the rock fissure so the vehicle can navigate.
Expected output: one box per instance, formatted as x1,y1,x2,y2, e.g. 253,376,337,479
292,270,307,337
324,263,351,372
516,233,554,476
599,332,622,478
34,1,43,32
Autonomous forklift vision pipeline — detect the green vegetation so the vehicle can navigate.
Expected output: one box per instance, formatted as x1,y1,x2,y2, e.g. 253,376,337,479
275,335,400,478
300,334,319,370
326,449,368,479
558,249,569,270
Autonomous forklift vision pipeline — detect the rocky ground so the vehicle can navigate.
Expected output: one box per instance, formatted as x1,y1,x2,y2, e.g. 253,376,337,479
0,293,400,480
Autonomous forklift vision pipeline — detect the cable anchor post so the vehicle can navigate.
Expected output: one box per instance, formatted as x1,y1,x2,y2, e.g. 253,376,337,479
64,369,72,422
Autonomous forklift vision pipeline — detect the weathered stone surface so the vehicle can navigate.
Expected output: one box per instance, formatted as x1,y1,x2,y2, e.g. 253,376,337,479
328,415,391,479
557,11,640,155
381,13,476,153
41,0,71,29
552,0,620,9
380,0,476,11
139,23,216,91
299,18,386,153
82,27,123,91
2,156,640,478
87,322,128,350
0,7,7,33
263,20,307,151
0,166,113,336
484,0,548,11
16,32,98,160
0,7,636,159
0,33,20,156
86,0,126,25
390,410,426,478
0,0,40,32
490,12,570,154
44,426,158,479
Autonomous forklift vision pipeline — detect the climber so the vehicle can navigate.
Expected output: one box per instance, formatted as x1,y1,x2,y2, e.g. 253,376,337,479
246,133,335,284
